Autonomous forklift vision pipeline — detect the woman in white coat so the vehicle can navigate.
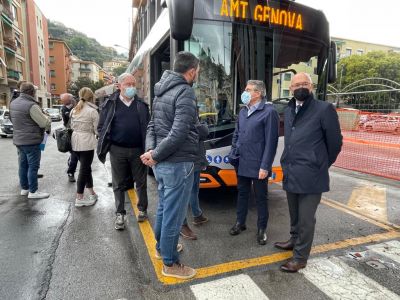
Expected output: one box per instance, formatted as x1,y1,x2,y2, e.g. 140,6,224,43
71,87,99,207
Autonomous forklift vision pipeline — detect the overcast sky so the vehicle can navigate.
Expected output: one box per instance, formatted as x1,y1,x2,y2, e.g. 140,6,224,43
35,0,400,53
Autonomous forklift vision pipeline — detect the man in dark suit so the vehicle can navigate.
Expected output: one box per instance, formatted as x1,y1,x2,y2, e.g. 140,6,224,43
228,80,279,245
275,72,342,272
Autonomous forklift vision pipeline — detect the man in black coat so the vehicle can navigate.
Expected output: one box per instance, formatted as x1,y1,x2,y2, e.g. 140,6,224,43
60,93,78,182
97,73,150,230
275,72,342,272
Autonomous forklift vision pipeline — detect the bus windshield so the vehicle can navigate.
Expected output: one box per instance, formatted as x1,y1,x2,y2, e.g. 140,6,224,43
185,19,328,138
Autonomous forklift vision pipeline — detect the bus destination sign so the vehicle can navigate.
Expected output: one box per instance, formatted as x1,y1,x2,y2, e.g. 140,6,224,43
218,0,303,30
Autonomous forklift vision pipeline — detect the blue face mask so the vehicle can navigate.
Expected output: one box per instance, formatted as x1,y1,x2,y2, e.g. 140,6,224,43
124,87,136,99
241,91,251,105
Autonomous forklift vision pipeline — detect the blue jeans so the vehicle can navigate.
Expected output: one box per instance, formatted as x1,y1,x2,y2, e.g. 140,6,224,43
183,170,202,225
17,144,41,193
153,161,194,266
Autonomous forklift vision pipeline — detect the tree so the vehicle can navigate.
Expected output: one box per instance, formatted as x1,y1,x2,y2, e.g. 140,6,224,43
113,66,128,77
68,77,106,98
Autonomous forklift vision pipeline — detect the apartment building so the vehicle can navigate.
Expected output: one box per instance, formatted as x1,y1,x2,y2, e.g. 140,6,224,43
71,58,100,82
0,0,28,108
25,0,50,108
48,38,72,100
102,59,129,75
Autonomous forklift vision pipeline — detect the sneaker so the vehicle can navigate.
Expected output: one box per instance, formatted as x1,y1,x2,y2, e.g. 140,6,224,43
155,243,183,260
68,173,76,182
115,213,125,230
137,210,148,222
28,191,50,199
193,214,209,225
75,197,96,207
162,263,196,280
88,194,98,202
180,224,197,240
20,189,29,196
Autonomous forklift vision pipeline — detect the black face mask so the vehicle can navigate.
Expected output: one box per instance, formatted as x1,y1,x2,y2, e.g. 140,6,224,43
293,88,310,102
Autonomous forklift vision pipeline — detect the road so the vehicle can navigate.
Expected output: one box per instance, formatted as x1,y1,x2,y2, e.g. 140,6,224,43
1,122,400,300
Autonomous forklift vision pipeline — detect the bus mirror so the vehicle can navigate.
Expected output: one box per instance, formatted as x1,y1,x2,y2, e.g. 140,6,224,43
168,0,194,41
328,41,337,83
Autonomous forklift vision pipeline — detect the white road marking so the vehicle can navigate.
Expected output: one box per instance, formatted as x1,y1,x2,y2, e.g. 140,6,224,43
190,274,269,300
368,240,400,265
300,257,400,300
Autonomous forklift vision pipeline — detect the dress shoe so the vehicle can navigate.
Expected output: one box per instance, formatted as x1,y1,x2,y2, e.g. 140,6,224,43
229,222,246,236
180,224,197,240
257,228,267,245
274,239,294,250
280,260,307,273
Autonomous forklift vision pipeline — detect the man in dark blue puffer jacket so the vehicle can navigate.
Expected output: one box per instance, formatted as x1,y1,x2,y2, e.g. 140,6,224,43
141,51,199,280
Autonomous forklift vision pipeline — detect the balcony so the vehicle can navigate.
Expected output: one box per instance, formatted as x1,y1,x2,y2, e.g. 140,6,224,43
1,4,14,26
7,68,20,81
79,67,91,72
3,36,17,52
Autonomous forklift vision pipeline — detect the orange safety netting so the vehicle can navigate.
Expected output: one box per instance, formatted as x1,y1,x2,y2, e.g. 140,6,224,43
334,109,400,181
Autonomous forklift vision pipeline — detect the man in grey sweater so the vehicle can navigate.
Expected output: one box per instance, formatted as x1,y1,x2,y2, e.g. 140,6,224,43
10,82,51,199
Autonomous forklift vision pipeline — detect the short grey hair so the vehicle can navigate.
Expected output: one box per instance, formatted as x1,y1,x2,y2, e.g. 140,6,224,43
60,93,74,101
20,82,36,97
247,80,266,97
118,72,134,84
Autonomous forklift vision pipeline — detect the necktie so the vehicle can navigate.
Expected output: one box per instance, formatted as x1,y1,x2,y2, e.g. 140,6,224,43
295,105,301,114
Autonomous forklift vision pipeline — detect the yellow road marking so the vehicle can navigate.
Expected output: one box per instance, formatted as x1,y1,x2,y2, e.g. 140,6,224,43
128,189,400,285
347,185,388,223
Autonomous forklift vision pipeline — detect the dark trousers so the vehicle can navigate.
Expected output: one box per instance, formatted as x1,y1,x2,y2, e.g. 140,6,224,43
286,192,322,262
75,150,94,193
236,175,269,229
67,150,79,175
109,144,148,215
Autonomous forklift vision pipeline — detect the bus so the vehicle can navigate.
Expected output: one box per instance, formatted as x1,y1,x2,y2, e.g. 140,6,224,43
124,0,337,188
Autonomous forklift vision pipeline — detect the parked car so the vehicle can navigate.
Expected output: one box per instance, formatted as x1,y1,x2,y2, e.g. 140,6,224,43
363,115,400,134
45,108,62,122
0,109,13,138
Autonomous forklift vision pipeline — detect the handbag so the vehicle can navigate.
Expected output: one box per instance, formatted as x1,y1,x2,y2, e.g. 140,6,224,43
55,113,73,153
55,127,73,153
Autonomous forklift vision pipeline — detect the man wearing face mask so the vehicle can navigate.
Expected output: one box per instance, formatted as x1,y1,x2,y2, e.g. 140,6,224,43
275,72,342,272
97,73,150,230
140,51,199,280
228,80,279,246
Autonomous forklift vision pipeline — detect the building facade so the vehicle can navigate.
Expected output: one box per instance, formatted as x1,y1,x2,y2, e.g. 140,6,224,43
0,0,28,108
71,58,100,83
25,0,50,108
49,39,72,101
102,59,129,75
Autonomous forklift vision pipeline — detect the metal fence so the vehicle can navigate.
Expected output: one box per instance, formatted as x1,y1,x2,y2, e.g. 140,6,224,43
327,78,400,181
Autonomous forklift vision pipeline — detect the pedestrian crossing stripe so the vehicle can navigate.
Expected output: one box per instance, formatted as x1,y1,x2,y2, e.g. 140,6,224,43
127,189,400,285
189,241,400,299
191,274,269,300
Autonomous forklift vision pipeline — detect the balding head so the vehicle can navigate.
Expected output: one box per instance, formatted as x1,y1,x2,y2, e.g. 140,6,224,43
290,72,313,101
60,93,74,106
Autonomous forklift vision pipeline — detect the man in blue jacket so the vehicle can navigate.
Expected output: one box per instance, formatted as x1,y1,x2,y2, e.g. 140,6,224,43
275,72,342,272
229,80,279,245
141,52,199,280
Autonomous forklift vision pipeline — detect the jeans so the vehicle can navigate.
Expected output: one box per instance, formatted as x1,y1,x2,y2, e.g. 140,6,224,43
236,175,269,229
109,145,148,215
153,161,194,266
183,170,202,225
17,144,41,193
75,150,94,194
67,150,79,175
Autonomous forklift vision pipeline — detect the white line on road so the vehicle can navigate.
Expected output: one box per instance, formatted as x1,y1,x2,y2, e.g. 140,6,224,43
190,274,269,300
300,257,400,300
368,240,400,265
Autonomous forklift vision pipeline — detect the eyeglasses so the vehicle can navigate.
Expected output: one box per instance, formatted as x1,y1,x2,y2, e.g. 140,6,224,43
291,82,311,89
